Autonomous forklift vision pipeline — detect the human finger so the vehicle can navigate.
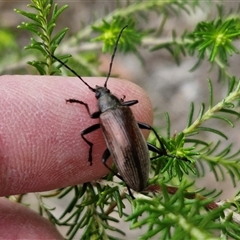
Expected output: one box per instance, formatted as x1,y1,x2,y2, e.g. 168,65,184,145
0,197,63,239
0,75,153,196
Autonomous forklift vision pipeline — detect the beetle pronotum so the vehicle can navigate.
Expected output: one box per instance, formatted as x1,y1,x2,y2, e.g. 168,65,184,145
47,26,174,193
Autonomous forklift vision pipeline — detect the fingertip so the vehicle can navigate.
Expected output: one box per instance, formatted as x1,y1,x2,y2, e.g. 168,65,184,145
0,75,153,195
0,198,63,239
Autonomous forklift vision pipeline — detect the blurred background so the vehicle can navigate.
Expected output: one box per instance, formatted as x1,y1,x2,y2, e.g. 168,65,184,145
1,1,240,238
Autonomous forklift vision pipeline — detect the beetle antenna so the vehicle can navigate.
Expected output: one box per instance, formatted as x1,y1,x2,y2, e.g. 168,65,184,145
43,44,96,92
104,25,128,88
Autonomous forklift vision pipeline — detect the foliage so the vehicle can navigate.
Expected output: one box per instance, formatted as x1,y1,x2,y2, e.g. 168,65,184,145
2,0,240,239
15,0,68,75
92,17,144,53
187,18,240,63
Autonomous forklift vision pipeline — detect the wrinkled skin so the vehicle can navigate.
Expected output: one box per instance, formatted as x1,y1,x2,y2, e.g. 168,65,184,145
0,75,153,239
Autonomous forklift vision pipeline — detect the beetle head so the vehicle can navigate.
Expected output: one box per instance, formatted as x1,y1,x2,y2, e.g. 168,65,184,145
95,86,110,99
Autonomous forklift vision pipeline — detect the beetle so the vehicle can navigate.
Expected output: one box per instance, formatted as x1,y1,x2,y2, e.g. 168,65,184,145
47,26,172,192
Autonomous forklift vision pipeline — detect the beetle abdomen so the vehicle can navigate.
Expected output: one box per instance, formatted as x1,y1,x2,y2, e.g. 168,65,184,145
100,106,150,191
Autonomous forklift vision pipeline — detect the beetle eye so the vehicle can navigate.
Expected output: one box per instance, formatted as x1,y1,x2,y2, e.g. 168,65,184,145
95,91,100,98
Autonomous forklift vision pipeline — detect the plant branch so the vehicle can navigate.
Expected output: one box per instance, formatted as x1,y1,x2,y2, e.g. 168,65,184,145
183,80,240,135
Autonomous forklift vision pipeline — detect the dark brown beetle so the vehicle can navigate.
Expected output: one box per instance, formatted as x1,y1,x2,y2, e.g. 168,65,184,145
48,26,169,192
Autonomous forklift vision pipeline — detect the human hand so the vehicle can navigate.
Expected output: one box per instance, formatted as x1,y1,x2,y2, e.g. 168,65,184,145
0,75,153,239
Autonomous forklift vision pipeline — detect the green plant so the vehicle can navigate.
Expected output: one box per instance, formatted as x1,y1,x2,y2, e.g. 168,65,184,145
3,0,240,239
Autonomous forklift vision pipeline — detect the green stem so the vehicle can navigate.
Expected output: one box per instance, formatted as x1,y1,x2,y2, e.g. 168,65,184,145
68,1,169,44
183,81,240,134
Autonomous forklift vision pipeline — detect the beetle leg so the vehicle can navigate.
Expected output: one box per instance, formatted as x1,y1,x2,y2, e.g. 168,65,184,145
81,123,101,165
138,122,168,155
122,100,138,106
102,149,121,177
102,149,135,198
148,143,189,162
66,99,101,118
102,148,111,164
147,142,165,160
102,149,126,182
120,95,126,102
140,123,190,162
